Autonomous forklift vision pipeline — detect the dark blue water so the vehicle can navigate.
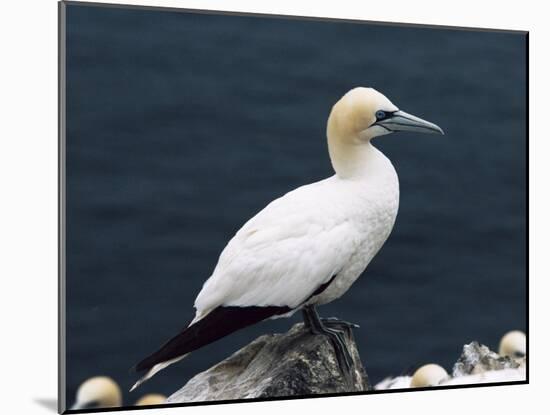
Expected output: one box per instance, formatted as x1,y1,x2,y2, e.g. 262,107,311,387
65,4,527,406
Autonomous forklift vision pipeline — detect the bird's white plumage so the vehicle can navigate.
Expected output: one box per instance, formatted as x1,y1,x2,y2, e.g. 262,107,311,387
193,144,399,321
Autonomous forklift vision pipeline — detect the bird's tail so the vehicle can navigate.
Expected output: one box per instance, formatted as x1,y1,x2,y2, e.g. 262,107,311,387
130,353,188,392
130,305,291,392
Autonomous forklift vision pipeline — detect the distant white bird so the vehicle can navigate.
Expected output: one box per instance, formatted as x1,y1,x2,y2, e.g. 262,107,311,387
71,376,122,410
375,363,448,390
410,364,449,387
376,360,526,390
499,330,526,360
131,87,443,391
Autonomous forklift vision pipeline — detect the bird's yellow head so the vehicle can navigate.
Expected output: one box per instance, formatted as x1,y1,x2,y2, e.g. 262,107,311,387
328,87,444,143
326,87,444,177
499,330,526,360
410,363,449,387
71,376,122,410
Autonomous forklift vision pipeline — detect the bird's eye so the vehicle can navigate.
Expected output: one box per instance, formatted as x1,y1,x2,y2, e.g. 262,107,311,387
375,110,386,120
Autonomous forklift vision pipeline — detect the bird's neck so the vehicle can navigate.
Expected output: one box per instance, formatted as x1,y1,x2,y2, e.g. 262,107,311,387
328,135,385,180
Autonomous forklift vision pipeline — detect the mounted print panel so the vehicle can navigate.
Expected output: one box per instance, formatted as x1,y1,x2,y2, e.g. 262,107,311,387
59,1,528,413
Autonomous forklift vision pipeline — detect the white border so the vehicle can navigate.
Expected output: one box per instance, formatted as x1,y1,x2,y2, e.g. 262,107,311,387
1,0,545,414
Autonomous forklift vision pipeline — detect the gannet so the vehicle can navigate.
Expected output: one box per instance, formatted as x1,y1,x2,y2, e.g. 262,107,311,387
70,376,122,410
498,330,526,360
374,363,448,389
410,364,449,387
131,87,444,391
376,360,526,390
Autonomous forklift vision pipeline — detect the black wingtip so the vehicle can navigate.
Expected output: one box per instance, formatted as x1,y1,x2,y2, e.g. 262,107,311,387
133,357,153,373
133,305,292,374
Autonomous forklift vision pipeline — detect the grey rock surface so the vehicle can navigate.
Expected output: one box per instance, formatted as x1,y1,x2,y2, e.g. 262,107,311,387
452,341,520,377
167,322,369,403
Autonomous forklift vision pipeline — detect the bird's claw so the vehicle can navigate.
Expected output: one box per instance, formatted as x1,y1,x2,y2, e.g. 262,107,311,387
321,317,360,329
323,326,356,387
301,306,360,388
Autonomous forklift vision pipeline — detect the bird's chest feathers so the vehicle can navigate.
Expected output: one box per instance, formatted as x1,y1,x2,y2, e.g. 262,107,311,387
340,155,400,235
355,175,399,235
314,169,399,304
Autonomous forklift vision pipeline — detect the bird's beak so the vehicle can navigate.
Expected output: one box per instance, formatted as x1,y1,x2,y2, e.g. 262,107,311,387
376,110,444,135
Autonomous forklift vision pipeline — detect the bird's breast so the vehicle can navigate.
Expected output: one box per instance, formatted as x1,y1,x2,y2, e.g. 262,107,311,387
311,165,399,305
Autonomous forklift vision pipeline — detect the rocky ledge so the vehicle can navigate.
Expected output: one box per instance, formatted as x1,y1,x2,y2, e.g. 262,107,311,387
166,322,369,403
166,324,526,403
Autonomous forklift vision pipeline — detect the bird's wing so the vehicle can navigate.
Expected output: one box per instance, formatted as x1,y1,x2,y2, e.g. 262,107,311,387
193,182,361,319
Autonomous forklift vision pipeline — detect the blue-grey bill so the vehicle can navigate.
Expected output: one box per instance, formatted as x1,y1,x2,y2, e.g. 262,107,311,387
377,110,444,135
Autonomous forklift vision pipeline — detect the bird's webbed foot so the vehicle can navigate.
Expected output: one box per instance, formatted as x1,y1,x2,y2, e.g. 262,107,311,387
320,317,360,330
301,306,357,386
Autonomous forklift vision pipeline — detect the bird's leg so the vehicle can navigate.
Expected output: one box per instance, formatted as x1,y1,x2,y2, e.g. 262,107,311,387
301,307,315,331
302,305,356,386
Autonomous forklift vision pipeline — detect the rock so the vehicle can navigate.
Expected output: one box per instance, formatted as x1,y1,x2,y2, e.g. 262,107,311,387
452,341,520,377
166,322,369,403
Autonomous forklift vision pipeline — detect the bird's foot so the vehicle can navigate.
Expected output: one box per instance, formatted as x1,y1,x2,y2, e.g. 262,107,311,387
302,307,358,387
320,317,360,330
321,325,357,386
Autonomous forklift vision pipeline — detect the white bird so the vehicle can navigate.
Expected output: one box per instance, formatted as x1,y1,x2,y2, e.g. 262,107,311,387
376,359,525,390
71,376,122,410
410,364,449,387
499,330,526,360
131,87,443,391
375,363,448,390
